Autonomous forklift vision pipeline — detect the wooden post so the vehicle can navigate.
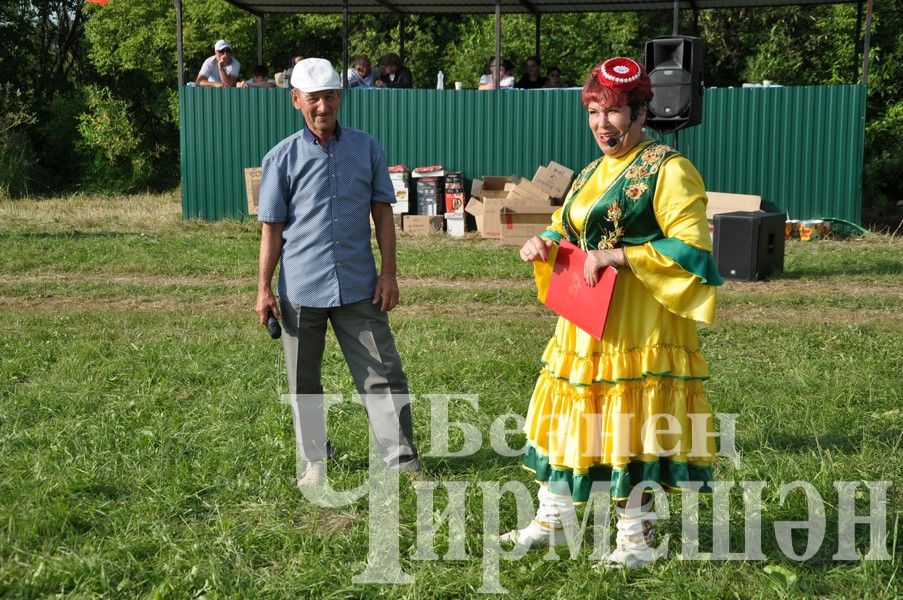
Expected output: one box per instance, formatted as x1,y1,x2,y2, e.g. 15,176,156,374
174,0,184,86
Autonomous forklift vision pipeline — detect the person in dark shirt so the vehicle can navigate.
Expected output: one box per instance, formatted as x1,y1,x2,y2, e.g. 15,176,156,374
516,55,547,89
543,66,573,88
375,53,413,88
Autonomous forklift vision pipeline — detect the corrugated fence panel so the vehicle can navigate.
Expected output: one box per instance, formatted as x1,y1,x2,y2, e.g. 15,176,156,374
673,85,865,222
180,85,864,222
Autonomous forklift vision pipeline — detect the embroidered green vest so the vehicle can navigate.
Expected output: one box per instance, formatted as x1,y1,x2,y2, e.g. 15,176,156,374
543,141,723,286
561,141,675,251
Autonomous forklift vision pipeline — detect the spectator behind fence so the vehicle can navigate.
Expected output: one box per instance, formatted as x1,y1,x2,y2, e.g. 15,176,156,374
347,55,377,88
478,57,514,90
516,55,547,89
196,39,240,88
278,55,304,88
375,53,413,88
239,64,278,88
543,66,573,88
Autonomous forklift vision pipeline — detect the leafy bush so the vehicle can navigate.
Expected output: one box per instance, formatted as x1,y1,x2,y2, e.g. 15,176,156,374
863,100,903,226
76,85,156,191
0,85,39,199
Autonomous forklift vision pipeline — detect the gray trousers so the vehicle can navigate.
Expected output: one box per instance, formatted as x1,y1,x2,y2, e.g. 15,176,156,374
280,297,417,468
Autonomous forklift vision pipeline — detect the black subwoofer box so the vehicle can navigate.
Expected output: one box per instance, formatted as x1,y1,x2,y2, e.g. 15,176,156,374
713,211,785,281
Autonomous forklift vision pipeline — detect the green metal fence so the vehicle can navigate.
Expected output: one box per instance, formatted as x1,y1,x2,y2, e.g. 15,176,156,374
179,84,865,222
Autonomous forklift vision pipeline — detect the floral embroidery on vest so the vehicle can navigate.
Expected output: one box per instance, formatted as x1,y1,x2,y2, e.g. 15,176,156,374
597,201,624,250
560,141,679,251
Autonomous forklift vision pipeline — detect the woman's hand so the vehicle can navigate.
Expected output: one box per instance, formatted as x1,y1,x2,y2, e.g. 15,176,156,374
519,236,553,263
584,248,626,286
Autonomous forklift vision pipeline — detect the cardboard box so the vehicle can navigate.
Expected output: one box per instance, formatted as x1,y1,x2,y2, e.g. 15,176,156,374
465,196,485,234
706,192,761,221
506,178,553,211
403,215,444,235
244,167,262,215
468,176,515,238
531,161,574,200
499,204,557,246
388,169,411,215
416,177,445,215
471,176,515,200
444,171,466,213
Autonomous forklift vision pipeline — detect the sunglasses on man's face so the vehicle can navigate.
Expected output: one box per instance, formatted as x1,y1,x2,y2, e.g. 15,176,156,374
217,48,232,54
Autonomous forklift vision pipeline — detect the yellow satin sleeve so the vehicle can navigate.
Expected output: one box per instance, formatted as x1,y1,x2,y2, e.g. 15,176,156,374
540,206,568,241
623,155,718,324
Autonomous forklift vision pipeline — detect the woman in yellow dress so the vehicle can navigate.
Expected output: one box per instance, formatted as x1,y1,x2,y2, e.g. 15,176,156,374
500,57,723,568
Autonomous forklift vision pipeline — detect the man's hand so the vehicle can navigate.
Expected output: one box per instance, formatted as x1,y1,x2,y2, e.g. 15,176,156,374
519,236,554,263
373,273,399,312
256,288,280,325
584,248,626,286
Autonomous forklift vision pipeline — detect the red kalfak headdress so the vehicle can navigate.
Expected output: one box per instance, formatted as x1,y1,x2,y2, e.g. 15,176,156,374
595,57,643,92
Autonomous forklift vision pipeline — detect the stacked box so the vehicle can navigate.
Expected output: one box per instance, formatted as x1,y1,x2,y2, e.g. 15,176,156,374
415,176,445,216
465,162,575,245
444,171,466,213
465,176,516,239
388,166,411,214
403,215,444,235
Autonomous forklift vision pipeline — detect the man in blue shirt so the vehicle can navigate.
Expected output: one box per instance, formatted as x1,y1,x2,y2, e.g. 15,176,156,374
256,58,419,487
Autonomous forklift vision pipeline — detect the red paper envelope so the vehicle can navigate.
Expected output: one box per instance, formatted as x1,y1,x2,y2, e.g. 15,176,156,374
543,240,618,339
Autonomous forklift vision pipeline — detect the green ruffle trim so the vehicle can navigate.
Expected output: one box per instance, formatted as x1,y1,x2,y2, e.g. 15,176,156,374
539,228,564,243
650,237,724,286
523,443,714,503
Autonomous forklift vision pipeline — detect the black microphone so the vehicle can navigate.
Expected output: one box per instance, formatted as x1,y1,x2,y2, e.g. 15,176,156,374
266,310,282,339
606,117,636,148
606,131,624,147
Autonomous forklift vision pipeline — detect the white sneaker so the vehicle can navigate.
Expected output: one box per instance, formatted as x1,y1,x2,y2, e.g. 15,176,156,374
499,520,566,549
296,462,326,488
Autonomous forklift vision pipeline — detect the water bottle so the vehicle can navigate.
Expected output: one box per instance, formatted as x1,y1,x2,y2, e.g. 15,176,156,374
437,70,444,90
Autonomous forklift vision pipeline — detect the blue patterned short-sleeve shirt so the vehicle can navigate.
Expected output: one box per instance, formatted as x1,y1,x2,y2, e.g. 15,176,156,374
257,123,396,308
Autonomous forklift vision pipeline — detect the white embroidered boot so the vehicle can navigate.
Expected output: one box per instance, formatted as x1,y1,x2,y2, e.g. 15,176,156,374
499,484,569,549
296,461,326,487
599,500,658,569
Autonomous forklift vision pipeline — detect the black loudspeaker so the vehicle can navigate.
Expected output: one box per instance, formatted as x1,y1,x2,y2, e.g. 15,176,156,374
644,36,704,133
713,212,786,281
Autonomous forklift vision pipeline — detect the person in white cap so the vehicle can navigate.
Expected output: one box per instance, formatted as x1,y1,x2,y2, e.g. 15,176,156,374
256,58,421,488
195,39,240,87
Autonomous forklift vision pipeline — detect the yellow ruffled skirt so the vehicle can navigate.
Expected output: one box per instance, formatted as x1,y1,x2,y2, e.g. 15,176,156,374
523,269,716,503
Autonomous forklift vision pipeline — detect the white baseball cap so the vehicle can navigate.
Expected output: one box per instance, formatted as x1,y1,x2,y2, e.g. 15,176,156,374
291,58,342,92
214,39,231,52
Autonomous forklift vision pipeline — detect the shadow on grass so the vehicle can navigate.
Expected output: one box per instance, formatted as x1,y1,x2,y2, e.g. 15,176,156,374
322,447,517,476
420,447,521,476
755,429,900,454
769,257,903,279
0,231,140,240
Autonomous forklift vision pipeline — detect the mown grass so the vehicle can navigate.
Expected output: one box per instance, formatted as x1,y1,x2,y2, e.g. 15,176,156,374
0,193,901,598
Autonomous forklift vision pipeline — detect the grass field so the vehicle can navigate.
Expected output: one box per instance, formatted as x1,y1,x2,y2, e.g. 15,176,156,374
0,193,900,598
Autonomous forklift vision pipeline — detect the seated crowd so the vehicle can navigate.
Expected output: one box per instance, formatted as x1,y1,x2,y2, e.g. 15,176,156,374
195,39,572,90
